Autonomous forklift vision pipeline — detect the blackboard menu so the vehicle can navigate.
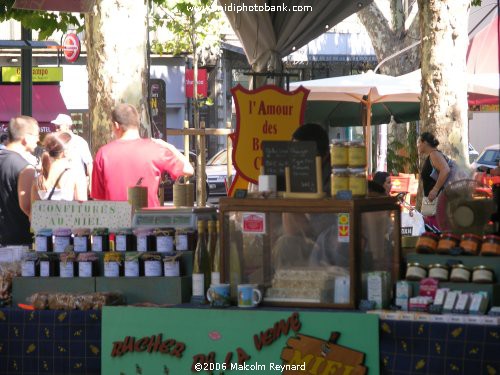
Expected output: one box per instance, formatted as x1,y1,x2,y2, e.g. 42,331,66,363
262,141,317,193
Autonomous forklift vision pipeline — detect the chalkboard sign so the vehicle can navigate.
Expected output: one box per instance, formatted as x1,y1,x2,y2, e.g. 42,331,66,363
262,141,290,191
262,140,318,193
289,141,318,193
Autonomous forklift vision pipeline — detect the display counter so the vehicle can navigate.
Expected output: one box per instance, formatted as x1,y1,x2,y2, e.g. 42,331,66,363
218,196,401,309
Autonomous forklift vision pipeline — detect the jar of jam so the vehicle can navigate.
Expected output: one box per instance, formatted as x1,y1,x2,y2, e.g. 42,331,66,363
163,254,181,277
330,141,348,168
175,228,195,251
53,228,72,253
77,252,99,277
436,232,460,254
141,253,163,277
347,142,366,168
133,228,155,252
59,251,77,278
331,169,349,197
460,233,482,255
114,228,135,252
480,235,500,256
72,228,91,253
416,232,439,254
38,253,56,277
21,253,38,277
104,252,123,277
348,168,367,197
124,254,141,277
428,263,449,281
35,229,52,252
450,264,471,282
405,262,427,281
472,265,494,283
91,228,109,252
154,228,175,253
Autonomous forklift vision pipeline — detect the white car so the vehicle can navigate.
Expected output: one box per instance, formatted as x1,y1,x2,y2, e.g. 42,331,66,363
471,144,500,172
206,149,235,196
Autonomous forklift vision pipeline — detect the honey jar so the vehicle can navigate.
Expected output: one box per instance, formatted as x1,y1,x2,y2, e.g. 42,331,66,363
405,262,427,281
91,228,109,252
175,228,195,251
35,229,52,252
59,252,77,278
141,253,163,277
416,232,439,254
38,253,57,277
154,228,175,253
72,228,91,253
163,254,181,277
347,142,366,168
53,228,72,253
21,253,38,277
104,252,123,277
436,232,460,254
331,168,349,197
450,264,471,282
428,263,449,281
133,228,155,252
480,235,500,256
348,168,367,197
114,228,135,252
459,233,482,255
124,254,141,277
472,265,494,283
330,141,348,168
77,252,99,277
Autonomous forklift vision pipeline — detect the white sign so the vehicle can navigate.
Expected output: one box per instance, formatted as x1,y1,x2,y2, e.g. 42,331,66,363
31,201,132,232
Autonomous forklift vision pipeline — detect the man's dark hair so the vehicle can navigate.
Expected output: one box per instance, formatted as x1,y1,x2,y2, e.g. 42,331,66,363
292,123,329,157
111,103,140,131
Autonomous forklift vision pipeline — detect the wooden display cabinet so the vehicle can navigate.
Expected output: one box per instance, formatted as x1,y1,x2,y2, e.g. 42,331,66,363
219,197,401,308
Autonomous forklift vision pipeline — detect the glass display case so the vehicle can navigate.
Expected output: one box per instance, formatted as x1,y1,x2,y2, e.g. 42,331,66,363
219,197,401,308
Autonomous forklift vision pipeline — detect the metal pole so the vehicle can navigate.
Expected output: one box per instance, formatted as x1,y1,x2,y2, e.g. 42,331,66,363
21,26,32,116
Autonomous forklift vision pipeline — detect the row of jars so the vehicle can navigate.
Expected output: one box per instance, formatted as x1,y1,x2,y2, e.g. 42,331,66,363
406,262,495,283
21,252,182,278
331,168,367,197
330,141,366,168
34,227,196,253
416,232,500,256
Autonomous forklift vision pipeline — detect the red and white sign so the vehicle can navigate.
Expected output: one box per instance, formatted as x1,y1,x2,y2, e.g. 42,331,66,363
63,33,81,63
242,213,266,234
185,69,208,98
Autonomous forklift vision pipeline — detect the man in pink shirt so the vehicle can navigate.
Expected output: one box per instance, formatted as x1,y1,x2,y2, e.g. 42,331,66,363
91,103,194,207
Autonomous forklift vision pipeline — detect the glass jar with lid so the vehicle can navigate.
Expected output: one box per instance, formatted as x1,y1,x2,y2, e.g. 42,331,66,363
35,228,52,252
77,252,99,277
428,263,449,281
21,252,38,277
347,142,366,168
141,253,163,277
104,252,123,277
416,232,439,254
450,264,471,282
330,141,348,168
124,254,141,277
114,228,135,252
91,228,109,252
331,168,349,197
72,228,91,253
348,168,367,197
480,234,500,256
163,254,181,277
38,253,57,277
53,228,72,253
405,262,427,281
460,233,482,255
133,228,155,252
472,265,494,283
154,228,175,253
436,232,460,254
175,228,195,251
59,251,77,278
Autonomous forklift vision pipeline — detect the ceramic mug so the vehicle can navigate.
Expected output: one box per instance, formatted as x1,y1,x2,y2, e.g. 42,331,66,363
206,284,231,307
237,284,262,308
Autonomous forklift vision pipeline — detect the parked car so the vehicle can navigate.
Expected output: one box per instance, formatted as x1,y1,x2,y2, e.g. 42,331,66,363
206,149,235,196
468,143,479,164
471,144,500,172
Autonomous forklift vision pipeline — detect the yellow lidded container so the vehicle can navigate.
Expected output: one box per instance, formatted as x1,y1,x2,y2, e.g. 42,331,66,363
331,168,349,197
347,142,366,168
330,141,348,168
348,168,367,197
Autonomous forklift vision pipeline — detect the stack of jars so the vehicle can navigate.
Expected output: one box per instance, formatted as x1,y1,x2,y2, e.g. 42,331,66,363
330,140,367,198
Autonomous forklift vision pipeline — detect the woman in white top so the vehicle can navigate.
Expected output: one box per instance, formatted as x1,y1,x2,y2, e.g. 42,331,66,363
31,132,87,202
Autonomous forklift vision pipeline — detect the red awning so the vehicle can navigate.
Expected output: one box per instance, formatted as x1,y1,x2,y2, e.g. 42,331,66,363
0,85,69,133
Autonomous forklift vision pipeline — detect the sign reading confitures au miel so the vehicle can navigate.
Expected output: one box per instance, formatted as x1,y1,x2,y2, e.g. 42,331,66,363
227,85,309,196
102,307,379,374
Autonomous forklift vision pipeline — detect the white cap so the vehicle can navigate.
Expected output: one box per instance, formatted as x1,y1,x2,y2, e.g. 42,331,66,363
50,114,72,126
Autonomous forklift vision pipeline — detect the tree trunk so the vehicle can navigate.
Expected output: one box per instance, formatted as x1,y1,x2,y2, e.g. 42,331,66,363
85,0,151,155
417,0,470,166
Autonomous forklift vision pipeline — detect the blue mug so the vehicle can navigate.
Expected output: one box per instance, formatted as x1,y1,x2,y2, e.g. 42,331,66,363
237,284,262,308
206,284,231,307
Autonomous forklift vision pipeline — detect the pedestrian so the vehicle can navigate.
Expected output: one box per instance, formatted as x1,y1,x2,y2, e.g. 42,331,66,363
0,133,8,149
50,114,93,193
0,116,39,246
31,132,88,202
371,171,392,196
91,103,194,207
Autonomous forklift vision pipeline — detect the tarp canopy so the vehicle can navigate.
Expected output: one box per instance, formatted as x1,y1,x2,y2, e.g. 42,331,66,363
220,0,373,72
0,85,69,133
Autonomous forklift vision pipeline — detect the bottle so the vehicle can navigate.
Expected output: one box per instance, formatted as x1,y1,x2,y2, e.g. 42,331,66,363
229,220,243,297
192,220,211,300
211,220,221,285
207,220,216,263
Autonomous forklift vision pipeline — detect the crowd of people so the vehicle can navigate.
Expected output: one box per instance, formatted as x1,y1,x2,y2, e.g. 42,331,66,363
0,103,194,247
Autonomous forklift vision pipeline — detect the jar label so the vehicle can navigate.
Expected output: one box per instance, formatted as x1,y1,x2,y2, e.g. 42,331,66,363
74,237,88,253
116,235,127,252
78,262,93,277
125,261,139,277
144,260,162,276
60,262,74,278
92,236,103,252
137,236,148,252
211,271,220,285
104,262,120,277
40,261,50,277
176,235,188,251
156,236,174,253
164,261,180,277
35,236,48,252
192,273,204,296
22,261,35,277
54,236,70,253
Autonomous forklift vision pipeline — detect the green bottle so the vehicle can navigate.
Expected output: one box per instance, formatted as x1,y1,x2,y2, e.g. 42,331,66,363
192,220,211,298
211,220,221,285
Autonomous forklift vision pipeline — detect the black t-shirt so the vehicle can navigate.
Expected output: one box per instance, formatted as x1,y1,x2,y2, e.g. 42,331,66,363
0,150,32,245
421,156,435,197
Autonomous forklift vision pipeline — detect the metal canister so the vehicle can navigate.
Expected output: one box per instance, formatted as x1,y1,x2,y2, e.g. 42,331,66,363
330,141,348,168
348,168,367,197
347,141,366,168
